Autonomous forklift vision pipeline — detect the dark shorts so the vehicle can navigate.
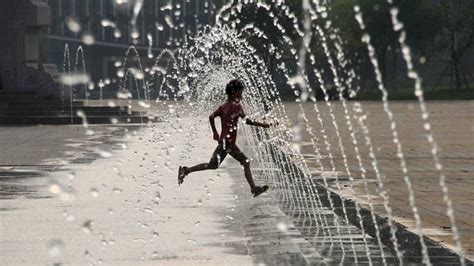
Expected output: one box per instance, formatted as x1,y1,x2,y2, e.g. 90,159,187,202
209,144,249,168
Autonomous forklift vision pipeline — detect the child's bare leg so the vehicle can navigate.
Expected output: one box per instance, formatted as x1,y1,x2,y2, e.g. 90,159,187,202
229,146,257,192
179,146,224,185
187,163,217,174
243,161,257,191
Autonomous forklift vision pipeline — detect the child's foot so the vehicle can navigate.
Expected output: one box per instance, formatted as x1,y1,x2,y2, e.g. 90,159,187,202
252,185,269,197
178,166,188,185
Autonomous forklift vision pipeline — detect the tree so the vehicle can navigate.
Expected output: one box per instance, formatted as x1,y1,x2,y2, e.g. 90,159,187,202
329,0,441,90
435,0,474,90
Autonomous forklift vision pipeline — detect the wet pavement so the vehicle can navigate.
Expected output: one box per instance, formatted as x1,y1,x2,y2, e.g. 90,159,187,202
285,100,474,261
0,117,323,265
1,101,472,265
0,125,138,204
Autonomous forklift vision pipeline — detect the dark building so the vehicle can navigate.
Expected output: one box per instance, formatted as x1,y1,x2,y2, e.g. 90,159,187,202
0,0,54,94
0,0,214,97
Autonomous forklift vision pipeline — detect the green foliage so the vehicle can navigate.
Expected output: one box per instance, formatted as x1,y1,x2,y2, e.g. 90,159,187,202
431,0,474,90
435,1,474,60
329,0,441,74
213,0,474,94
213,0,228,10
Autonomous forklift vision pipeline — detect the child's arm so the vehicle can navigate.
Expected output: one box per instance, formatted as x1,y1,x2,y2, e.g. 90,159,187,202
209,114,219,141
245,118,271,128
240,106,273,128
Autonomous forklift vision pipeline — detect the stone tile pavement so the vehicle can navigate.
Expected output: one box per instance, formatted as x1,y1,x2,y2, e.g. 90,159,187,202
0,116,323,265
286,101,474,260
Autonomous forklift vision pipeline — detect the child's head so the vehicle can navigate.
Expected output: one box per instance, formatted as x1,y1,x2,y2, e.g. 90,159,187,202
225,79,244,100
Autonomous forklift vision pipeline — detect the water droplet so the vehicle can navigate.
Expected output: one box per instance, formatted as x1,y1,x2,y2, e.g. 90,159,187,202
65,214,76,222
89,188,99,198
47,239,64,257
277,222,288,232
67,173,75,180
195,221,200,227
98,79,105,88
131,28,140,39
134,70,145,80
138,101,151,108
81,33,95,45
155,22,164,31
82,220,93,234
165,15,174,27
100,19,115,28
50,184,62,194
98,150,113,158
65,16,81,33
113,188,123,194
114,28,122,38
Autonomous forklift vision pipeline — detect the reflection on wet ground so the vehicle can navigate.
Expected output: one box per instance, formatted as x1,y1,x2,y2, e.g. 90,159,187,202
259,144,466,264
284,101,474,260
0,125,140,208
0,168,52,200
267,149,397,265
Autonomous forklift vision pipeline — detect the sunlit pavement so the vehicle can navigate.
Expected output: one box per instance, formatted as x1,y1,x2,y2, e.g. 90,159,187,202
285,101,474,260
1,101,472,264
0,117,322,265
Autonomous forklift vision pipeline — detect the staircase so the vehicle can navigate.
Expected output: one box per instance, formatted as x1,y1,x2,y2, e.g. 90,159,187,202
42,64,62,85
0,91,153,125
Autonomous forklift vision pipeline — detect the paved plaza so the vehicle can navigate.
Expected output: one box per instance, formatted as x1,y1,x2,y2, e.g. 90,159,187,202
0,115,325,265
1,0,473,264
285,101,474,260
0,101,472,265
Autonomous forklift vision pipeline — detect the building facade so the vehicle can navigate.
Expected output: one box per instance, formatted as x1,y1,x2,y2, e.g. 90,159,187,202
46,0,214,98
0,0,214,96
0,0,53,94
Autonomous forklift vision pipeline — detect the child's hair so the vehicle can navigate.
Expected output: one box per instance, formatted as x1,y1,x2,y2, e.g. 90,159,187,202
225,79,244,96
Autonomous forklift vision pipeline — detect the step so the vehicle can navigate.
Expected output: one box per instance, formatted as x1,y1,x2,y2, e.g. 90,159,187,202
1,102,86,109
0,115,149,125
0,96,60,102
0,111,141,117
74,106,131,112
0,106,140,115
0,90,37,96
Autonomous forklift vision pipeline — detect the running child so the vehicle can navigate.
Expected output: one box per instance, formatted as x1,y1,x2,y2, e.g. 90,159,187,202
178,79,271,197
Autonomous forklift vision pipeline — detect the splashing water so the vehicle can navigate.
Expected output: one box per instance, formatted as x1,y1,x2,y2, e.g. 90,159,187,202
53,0,469,265
47,239,65,257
